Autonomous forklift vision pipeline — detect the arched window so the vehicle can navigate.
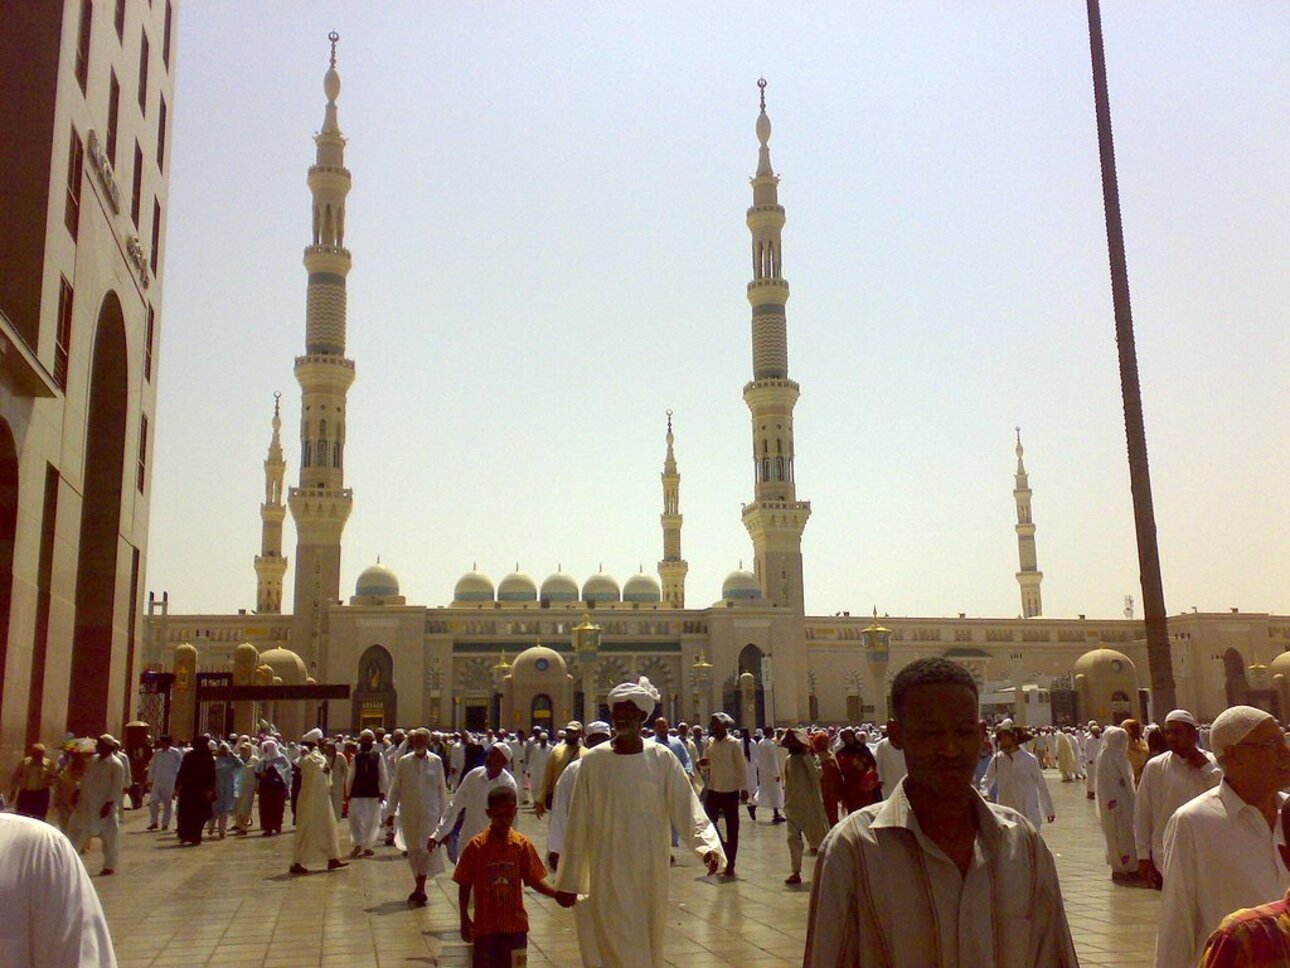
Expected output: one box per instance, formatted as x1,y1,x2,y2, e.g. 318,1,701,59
761,457,770,482
775,457,784,480
302,441,312,467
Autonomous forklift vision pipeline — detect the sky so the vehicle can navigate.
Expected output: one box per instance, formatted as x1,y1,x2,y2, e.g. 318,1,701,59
146,3,1290,622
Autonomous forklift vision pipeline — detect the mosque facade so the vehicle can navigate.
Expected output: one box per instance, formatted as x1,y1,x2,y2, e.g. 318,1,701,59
141,47,1290,741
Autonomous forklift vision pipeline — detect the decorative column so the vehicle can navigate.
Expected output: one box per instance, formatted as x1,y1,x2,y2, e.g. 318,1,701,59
692,651,713,724
861,610,892,722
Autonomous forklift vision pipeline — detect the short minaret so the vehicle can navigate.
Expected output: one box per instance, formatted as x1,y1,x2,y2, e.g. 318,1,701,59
657,410,688,608
740,79,810,611
288,32,356,663
254,393,289,613
1013,427,1044,618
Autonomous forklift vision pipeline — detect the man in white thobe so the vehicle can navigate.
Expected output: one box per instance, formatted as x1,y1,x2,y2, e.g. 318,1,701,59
1154,706,1290,968
145,735,184,830
346,729,388,856
547,721,612,871
324,738,348,822
525,732,552,808
873,733,907,800
1133,708,1220,889
0,813,118,966
385,728,448,907
754,729,786,822
1084,722,1102,798
71,736,127,876
554,678,724,968
447,733,466,790
429,743,517,859
289,729,348,875
982,719,1055,829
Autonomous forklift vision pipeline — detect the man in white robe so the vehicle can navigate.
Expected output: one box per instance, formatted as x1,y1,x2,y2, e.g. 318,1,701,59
1084,722,1102,798
873,733,907,800
982,720,1055,829
145,735,184,830
547,721,612,871
754,729,786,822
1133,708,1220,889
385,728,448,907
526,732,552,808
1054,729,1079,781
429,743,517,858
0,813,118,966
324,738,348,822
554,678,724,968
346,729,388,856
71,736,127,875
289,729,348,875
1094,726,1137,878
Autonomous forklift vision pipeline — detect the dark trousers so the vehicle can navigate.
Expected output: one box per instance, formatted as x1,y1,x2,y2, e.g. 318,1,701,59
473,931,527,968
704,790,740,868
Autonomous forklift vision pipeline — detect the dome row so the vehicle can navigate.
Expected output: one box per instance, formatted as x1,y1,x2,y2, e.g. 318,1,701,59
455,569,663,604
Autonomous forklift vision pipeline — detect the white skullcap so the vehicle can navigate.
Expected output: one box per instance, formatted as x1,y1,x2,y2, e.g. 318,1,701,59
302,727,324,743
607,676,661,715
1164,709,1199,728
1087,720,1098,728
359,729,375,740
486,742,513,763
1210,705,1276,758
585,720,612,738
995,719,1016,733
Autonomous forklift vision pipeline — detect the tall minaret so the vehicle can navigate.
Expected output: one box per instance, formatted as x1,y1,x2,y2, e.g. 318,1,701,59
740,79,810,611
288,32,356,664
1013,427,1043,617
657,410,688,608
254,392,289,613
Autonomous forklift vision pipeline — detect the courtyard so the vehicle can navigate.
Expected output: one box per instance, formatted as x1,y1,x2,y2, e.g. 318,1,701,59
96,771,1158,967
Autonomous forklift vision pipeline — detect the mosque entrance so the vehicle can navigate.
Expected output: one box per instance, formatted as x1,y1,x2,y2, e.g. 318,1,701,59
464,703,487,731
195,672,235,737
531,693,553,732
351,644,396,730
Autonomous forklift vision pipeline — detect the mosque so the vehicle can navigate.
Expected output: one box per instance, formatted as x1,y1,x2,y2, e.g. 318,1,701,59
142,44,1290,741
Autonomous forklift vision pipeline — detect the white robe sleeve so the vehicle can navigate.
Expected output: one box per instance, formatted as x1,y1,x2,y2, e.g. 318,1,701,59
1155,810,1201,968
28,822,119,968
548,762,578,856
553,758,594,897
1034,757,1055,819
981,753,999,798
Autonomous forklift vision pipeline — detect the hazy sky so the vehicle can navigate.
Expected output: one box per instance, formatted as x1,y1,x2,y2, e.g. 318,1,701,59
147,3,1289,621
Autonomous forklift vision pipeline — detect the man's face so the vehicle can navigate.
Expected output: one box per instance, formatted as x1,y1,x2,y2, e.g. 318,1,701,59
612,701,646,738
485,747,507,778
1223,719,1290,795
840,729,857,748
1164,721,1198,756
412,734,428,756
888,683,984,798
565,730,582,746
486,796,518,832
96,740,112,758
654,718,670,740
996,730,1017,753
709,716,727,739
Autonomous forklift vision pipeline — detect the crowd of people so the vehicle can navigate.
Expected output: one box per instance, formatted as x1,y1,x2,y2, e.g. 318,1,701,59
7,660,1290,967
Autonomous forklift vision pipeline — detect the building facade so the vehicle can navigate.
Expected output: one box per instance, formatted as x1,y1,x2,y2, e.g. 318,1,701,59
141,51,1287,741
1,0,177,771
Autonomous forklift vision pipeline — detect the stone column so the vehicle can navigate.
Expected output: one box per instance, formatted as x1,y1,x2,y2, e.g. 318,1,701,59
170,644,199,743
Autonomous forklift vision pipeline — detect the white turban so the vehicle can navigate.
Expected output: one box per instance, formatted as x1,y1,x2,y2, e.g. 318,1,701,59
1210,705,1276,758
995,719,1016,734
585,721,612,739
1164,709,1199,728
607,676,660,715
302,727,323,743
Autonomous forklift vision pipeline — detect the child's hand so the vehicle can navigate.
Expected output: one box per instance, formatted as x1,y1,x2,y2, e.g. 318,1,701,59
460,918,473,943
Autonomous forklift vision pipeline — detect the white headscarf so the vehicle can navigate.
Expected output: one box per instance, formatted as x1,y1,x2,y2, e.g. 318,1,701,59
607,676,660,715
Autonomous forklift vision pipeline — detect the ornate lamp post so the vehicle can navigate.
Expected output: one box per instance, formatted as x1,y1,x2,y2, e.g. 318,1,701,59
573,611,601,723
692,650,713,724
492,651,512,729
861,609,892,722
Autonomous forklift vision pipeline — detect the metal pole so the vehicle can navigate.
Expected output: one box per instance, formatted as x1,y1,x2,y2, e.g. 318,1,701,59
1085,0,1176,710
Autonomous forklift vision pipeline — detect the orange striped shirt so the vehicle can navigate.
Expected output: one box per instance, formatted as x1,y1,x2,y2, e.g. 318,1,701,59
452,827,546,937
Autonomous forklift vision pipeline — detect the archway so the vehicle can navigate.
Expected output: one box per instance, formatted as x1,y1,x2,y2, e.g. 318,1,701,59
531,693,553,732
722,644,766,727
68,294,128,736
0,420,17,723
352,644,397,730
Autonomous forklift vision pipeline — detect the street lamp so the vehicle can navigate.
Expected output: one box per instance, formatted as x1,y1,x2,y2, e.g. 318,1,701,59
692,650,713,723
573,611,601,723
492,651,512,729
861,608,891,722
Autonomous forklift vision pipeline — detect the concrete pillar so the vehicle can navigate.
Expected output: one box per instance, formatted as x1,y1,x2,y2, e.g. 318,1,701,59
171,644,199,743
739,672,757,730
232,643,260,736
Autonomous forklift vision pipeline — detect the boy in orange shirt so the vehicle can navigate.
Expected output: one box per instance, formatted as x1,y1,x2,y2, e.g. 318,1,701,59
454,784,558,967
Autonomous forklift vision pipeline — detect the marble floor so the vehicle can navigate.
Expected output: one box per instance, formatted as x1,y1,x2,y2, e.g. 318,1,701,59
91,770,1159,967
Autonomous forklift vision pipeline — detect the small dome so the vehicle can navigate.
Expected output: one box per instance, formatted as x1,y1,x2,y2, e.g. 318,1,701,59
356,562,400,598
540,571,579,603
454,570,495,602
1072,648,1135,678
511,645,568,678
582,572,620,603
623,572,661,603
1269,651,1290,677
259,647,307,684
498,571,538,602
722,569,762,600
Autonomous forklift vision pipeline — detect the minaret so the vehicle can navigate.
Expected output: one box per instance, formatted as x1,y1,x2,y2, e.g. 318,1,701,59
740,79,810,611
1013,427,1044,618
254,392,288,613
288,32,356,665
657,410,688,608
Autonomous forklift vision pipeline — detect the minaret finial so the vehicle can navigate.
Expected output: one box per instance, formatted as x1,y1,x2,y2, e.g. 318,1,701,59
328,31,339,69
758,77,767,113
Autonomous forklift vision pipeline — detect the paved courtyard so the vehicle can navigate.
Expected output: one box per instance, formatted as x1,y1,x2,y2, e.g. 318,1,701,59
94,771,1158,967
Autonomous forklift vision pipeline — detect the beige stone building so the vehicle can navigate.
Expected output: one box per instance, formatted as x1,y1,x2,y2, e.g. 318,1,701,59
0,1,177,771
142,56,1287,742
